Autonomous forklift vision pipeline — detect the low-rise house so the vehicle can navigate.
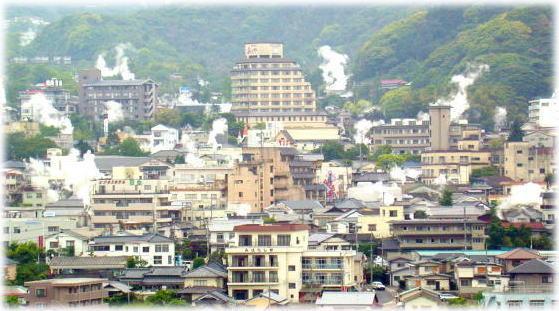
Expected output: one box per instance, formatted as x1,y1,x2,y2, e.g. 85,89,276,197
119,267,190,291
307,233,352,251
45,228,104,256
244,290,289,307
508,259,554,289
315,291,378,308
405,274,451,292
397,287,442,309
48,256,128,279
495,248,542,272
454,261,509,297
24,278,107,307
179,263,228,301
43,197,87,226
89,233,175,267
192,290,234,306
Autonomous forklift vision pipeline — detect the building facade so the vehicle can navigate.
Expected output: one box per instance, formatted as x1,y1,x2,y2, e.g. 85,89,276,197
24,278,107,307
370,118,430,155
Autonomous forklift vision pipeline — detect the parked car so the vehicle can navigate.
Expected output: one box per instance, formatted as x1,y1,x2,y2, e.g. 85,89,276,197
439,293,459,300
371,281,385,290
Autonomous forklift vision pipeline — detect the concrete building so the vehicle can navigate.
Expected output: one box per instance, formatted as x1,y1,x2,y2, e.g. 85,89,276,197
428,105,451,150
227,147,305,212
45,228,104,257
528,97,557,127
207,218,263,253
89,233,175,267
421,150,492,185
231,42,316,113
24,278,107,307
78,68,157,121
225,224,358,303
19,78,78,118
3,217,78,246
370,118,430,155
504,142,555,182
149,124,179,153
390,219,487,251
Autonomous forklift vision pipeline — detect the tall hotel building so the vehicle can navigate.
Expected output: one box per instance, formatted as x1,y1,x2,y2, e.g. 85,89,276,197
231,42,317,114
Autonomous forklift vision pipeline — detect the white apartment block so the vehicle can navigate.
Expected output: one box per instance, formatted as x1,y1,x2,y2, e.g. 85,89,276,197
150,124,179,153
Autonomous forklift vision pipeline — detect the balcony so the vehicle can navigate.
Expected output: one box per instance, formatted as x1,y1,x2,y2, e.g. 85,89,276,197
228,276,279,285
229,260,279,269
57,290,107,301
302,264,343,270
303,277,343,286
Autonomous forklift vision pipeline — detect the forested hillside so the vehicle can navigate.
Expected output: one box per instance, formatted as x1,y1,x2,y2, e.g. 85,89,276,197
6,5,553,128
354,6,553,128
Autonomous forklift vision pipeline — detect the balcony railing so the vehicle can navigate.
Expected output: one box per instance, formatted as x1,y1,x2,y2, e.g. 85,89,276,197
303,277,343,285
302,264,343,270
230,260,279,268
230,276,279,283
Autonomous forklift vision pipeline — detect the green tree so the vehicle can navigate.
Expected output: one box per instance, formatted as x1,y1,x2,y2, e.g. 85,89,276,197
439,187,453,206
126,256,148,268
375,154,406,171
473,291,485,304
343,99,373,115
145,290,185,305
174,155,185,164
263,216,276,224
208,250,225,264
369,145,392,161
508,119,524,142
103,138,148,156
154,108,182,128
192,257,205,269
414,210,428,219
39,125,60,137
6,133,57,160
470,166,500,178
5,296,19,306
447,297,467,306
314,142,346,161
74,140,94,156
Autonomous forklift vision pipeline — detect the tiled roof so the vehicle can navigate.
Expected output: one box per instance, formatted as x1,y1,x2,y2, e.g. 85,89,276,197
178,286,224,294
83,79,154,87
508,259,554,274
94,156,151,171
316,292,376,305
234,223,309,232
49,256,128,268
279,200,323,210
93,233,172,244
496,248,542,260
185,264,227,279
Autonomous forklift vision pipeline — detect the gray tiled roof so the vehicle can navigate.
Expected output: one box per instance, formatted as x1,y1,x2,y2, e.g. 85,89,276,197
83,79,154,87
45,197,83,208
280,200,323,210
3,160,26,169
185,264,227,279
508,259,555,274
49,256,128,268
93,233,172,244
94,156,151,171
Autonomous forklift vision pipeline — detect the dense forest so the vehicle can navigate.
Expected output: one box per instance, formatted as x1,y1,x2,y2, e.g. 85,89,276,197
6,5,554,129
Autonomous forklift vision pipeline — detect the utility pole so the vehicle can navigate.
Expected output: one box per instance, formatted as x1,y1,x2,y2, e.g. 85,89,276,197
463,205,467,251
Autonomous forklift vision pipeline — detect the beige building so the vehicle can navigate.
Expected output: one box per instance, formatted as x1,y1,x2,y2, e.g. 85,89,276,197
370,118,430,154
231,42,316,113
227,147,305,212
421,150,492,184
225,224,357,303
504,142,555,182
390,219,487,250
428,105,451,150
24,278,107,307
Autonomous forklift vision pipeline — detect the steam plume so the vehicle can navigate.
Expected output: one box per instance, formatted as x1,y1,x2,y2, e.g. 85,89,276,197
96,43,135,80
353,119,373,144
104,100,125,123
318,45,350,93
22,93,73,135
493,106,507,131
208,118,228,151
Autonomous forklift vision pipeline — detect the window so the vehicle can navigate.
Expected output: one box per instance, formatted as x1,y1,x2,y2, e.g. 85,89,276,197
288,265,296,272
114,245,123,251
92,245,109,251
133,246,138,252
368,224,377,231
142,246,150,253
47,226,59,232
461,279,471,286
153,256,162,265
239,235,252,246
415,239,423,244
155,244,170,252
288,283,296,289
238,192,243,198
194,280,207,286
66,241,75,248
168,256,172,265
277,235,291,246
542,276,553,283
389,210,398,217
49,242,59,248
258,235,271,246
13,227,20,234
36,288,47,297
427,280,435,286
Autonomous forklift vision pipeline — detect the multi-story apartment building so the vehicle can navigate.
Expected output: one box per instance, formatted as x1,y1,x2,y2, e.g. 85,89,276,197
421,150,492,185
89,178,177,231
370,118,430,155
3,217,78,246
207,218,263,253
149,124,179,153
24,278,107,307
228,147,305,212
78,68,158,121
20,80,78,119
89,233,175,266
225,224,357,303
390,219,487,250
504,142,555,182
528,97,557,127
231,42,316,113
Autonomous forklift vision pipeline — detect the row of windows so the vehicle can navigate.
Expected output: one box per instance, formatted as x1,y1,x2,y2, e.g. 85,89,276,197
233,70,303,76
234,85,308,91
233,93,313,99
90,244,171,253
237,62,299,69
234,101,314,106
232,78,305,84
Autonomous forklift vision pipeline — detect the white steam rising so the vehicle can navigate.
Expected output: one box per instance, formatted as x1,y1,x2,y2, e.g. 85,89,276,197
353,119,373,144
27,149,102,205
347,181,402,205
318,45,350,93
96,43,135,80
497,182,543,217
22,93,73,135
390,166,422,183
417,111,430,122
434,64,489,121
494,106,507,131
104,100,125,123
19,28,36,46
208,118,228,151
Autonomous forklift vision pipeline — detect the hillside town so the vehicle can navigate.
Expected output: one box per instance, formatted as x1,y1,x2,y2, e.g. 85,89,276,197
2,37,557,310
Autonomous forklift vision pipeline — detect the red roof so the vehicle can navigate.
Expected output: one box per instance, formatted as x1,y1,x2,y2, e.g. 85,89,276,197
234,224,309,232
381,79,408,85
502,222,546,230
496,248,542,260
